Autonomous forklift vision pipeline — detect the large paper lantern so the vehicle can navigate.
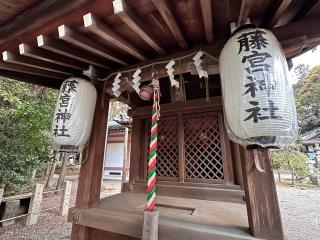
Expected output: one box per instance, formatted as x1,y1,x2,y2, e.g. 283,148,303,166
52,77,97,151
219,27,298,147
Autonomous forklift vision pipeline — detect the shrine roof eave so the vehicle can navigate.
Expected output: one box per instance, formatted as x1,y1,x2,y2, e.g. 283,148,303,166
0,0,319,96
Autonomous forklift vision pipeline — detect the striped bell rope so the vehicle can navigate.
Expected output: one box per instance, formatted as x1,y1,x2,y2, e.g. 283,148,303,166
147,73,160,212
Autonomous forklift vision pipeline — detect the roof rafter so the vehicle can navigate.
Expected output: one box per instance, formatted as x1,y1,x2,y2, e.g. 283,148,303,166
0,69,62,89
152,0,188,49
237,0,252,26
2,50,74,76
0,60,67,79
0,0,89,46
267,0,292,28
304,1,320,19
19,43,87,71
58,24,127,65
113,0,166,56
272,17,320,41
200,0,213,43
37,35,110,70
281,35,308,58
83,13,146,61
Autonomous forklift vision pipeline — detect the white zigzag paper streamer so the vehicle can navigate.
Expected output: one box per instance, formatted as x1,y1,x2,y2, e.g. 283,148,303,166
112,72,121,97
165,60,179,88
192,51,208,79
132,68,141,94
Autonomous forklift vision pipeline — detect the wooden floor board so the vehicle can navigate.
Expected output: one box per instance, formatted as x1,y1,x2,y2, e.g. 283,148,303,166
69,192,258,240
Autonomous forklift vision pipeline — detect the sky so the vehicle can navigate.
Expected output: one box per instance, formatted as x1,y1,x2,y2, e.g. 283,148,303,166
290,45,320,84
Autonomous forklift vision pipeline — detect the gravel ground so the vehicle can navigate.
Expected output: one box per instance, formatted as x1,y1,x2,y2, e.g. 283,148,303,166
0,179,121,240
277,186,320,240
1,180,319,240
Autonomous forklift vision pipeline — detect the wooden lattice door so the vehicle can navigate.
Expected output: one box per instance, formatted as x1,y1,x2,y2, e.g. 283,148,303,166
146,116,179,181
183,113,224,183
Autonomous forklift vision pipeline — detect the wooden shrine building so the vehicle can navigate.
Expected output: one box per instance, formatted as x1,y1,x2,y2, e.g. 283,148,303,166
1,1,320,239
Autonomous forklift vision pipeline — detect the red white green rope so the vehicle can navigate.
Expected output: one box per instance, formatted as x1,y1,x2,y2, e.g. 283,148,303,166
147,77,160,212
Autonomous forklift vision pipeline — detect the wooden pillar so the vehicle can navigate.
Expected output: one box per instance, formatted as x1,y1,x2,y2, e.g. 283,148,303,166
121,127,129,191
129,117,143,183
71,83,110,240
241,148,284,240
230,142,244,188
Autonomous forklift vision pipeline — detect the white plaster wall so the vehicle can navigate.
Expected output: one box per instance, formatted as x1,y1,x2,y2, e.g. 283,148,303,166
104,143,124,176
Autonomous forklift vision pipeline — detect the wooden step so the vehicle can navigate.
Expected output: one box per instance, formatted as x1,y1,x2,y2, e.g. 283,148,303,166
132,182,245,203
68,192,257,240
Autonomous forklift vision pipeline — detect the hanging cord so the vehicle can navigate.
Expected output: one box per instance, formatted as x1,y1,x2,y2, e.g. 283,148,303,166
146,71,160,212
99,50,218,82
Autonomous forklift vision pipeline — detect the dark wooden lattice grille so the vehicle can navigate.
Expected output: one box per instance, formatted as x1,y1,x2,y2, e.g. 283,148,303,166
184,114,224,180
147,117,179,178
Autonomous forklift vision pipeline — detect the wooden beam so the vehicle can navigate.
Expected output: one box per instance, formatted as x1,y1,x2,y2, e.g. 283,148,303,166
272,17,320,41
83,13,146,61
200,0,213,43
237,0,252,26
71,83,110,240
128,117,143,183
129,97,222,117
0,0,89,46
152,0,188,49
0,69,62,89
240,148,284,240
230,142,244,188
0,60,68,79
218,113,234,185
101,42,222,81
19,43,87,71
58,25,127,65
305,1,320,19
281,35,308,58
3,51,74,76
113,0,166,55
37,35,109,70
267,0,292,28
105,62,219,94
305,34,320,47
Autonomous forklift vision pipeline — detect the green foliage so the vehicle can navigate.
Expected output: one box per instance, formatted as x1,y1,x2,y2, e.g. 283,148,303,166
294,65,320,134
0,77,58,194
270,144,308,177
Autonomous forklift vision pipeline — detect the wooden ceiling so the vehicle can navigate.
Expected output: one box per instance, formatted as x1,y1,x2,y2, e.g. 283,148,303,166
0,0,319,92
0,0,41,26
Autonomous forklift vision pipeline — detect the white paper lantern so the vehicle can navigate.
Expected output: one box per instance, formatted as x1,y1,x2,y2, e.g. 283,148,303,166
52,77,97,151
219,27,298,147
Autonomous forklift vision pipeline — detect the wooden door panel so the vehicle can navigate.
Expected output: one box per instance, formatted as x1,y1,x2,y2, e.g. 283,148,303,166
183,113,224,183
